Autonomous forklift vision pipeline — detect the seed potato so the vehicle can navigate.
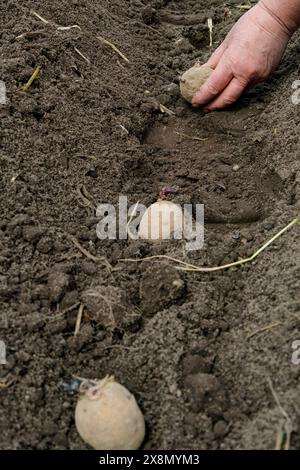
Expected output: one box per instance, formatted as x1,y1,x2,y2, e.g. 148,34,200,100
75,376,145,450
180,64,213,103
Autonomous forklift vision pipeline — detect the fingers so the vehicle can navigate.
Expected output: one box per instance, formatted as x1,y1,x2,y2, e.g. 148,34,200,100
203,77,248,111
206,43,226,69
191,57,233,107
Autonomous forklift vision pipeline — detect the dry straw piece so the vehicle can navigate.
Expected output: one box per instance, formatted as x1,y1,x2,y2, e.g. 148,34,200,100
22,66,41,92
97,35,129,63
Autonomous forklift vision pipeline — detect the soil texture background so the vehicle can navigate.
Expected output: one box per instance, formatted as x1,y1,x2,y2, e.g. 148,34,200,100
0,0,300,450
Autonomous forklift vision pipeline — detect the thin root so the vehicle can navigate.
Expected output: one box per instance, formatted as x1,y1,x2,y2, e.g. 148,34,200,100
175,131,208,142
76,185,97,210
68,234,112,271
49,302,81,322
97,35,129,63
247,321,282,340
31,10,81,31
119,217,298,273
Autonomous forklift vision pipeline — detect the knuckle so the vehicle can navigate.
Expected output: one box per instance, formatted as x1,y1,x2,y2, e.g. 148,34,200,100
206,82,219,96
229,56,242,71
223,96,236,106
247,69,259,82
230,58,258,83
236,71,252,86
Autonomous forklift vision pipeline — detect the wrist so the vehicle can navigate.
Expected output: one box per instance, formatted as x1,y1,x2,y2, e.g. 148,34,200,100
258,0,300,35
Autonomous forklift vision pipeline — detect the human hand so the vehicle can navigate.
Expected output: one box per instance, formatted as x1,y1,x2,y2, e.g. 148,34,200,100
192,1,292,111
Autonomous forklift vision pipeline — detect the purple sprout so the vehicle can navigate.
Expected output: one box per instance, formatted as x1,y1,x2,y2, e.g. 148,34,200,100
159,186,177,200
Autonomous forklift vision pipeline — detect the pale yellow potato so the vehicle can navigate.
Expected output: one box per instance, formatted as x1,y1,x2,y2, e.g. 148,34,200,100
180,64,213,103
75,377,145,450
138,200,183,241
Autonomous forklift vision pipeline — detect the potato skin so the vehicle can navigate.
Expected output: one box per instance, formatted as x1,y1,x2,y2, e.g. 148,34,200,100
180,64,213,103
75,380,145,450
138,201,183,241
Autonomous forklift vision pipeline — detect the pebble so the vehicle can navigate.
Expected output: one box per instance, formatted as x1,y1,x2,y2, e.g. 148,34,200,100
23,226,45,243
213,420,229,438
48,272,70,303
37,236,53,253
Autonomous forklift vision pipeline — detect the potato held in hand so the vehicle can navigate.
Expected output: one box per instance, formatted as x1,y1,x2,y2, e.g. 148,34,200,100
180,64,213,103
75,376,145,450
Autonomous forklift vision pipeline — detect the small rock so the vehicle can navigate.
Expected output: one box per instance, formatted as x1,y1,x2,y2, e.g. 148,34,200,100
81,261,98,275
60,290,79,310
231,230,240,240
62,401,71,409
42,420,58,436
140,97,160,113
252,130,265,143
157,93,173,106
174,38,193,54
175,104,187,117
31,285,50,301
162,83,179,97
48,272,70,303
263,221,275,231
37,236,53,253
23,226,45,243
213,420,229,438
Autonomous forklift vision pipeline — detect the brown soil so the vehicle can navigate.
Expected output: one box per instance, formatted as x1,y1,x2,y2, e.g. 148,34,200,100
1,0,300,450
